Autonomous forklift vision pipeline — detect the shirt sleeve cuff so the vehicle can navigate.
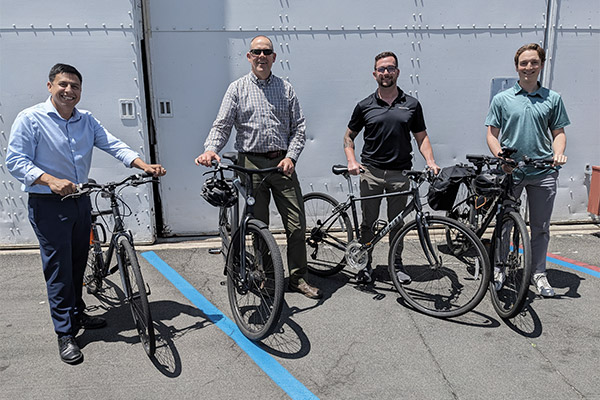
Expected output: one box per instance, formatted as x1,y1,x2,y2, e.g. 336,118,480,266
24,167,46,186
123,153,141,168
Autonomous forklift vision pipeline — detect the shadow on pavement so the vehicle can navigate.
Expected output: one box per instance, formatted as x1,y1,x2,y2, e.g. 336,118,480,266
78,279,213,377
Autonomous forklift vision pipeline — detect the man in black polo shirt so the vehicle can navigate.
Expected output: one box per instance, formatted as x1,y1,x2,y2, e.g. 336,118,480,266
343,51,440,284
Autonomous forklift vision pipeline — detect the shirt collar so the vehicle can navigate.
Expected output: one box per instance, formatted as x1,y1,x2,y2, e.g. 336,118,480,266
375,87,406,105
249,71,273,86
513,81,543,98
43,96,82,121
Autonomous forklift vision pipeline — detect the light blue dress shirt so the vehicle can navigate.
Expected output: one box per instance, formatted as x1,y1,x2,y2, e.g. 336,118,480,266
6,97,140,193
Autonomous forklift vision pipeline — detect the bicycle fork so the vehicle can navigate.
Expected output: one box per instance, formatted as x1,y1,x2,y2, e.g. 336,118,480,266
415,212,441,267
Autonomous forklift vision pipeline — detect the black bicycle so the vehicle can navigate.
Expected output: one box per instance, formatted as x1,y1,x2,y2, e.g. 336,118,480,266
201,152,285,340
304,165,490,318
446,148,556,318
64,173,157,357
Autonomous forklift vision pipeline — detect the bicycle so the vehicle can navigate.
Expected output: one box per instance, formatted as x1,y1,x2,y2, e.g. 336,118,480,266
64,173,157,357
446,148,556,318
303,165,490,318
201,152,285,340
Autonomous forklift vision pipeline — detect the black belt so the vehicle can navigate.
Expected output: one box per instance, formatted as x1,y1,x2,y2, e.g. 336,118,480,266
28,192,64,199
240,150,286,159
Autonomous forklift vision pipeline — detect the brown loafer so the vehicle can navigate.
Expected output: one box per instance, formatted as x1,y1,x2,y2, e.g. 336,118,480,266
289,281,322,299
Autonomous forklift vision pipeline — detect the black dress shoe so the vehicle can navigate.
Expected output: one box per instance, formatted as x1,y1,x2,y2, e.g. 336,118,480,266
58,335,83,364
77,313,107,330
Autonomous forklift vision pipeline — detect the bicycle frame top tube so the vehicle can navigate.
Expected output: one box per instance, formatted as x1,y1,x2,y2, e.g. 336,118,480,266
337,170,422,247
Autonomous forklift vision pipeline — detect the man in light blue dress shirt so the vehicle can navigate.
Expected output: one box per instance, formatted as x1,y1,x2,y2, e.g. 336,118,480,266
6,63,166,364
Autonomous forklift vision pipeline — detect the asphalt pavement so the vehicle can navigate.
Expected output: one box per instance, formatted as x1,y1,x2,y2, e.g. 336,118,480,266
1,224,599,400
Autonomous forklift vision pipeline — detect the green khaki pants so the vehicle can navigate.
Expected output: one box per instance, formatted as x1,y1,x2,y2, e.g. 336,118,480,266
239,154,307,286
359,164,410,244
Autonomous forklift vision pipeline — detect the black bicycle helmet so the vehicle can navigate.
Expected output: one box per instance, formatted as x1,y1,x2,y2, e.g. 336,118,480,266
201,177,237,208
472,169,504,196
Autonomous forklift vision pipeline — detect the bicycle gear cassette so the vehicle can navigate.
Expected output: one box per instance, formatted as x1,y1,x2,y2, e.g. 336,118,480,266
345,240,368,270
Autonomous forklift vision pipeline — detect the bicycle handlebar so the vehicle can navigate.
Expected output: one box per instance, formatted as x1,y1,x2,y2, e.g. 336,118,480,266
466,149,556,171
62,173,156,200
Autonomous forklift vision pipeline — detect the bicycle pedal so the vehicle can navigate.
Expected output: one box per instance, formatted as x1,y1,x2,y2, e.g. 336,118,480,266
109,265,119,275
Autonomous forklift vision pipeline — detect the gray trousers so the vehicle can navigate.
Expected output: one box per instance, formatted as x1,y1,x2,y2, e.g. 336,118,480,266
359,165,410,245
512,171,558,275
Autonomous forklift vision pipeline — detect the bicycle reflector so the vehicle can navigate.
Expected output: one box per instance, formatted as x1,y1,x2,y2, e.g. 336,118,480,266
472,169,505,196
201,177,237,208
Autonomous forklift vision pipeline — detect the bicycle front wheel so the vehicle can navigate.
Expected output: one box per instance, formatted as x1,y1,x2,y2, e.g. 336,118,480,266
226,220,285,341
303,192,352,276
389,216,490,318
84,230,103,294
119,236,156,356
489,211,532,319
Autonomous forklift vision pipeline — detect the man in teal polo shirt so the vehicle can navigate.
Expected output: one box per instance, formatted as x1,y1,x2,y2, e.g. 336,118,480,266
485,43,570,297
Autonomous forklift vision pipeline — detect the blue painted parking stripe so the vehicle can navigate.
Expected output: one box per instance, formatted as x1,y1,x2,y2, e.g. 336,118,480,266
546,253,600,278
141,251,319,400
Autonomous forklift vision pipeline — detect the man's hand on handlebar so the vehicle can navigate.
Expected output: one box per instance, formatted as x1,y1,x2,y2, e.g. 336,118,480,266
278,157,295,176
427,161,441,175
195,151,220,167
553,153,567,167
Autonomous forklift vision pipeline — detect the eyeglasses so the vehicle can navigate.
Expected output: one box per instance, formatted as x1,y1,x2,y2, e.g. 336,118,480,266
375,66,398,73
249,49,274,56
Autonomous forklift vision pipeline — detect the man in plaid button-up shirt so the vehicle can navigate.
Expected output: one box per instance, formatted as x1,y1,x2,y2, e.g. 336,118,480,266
196,35,322,299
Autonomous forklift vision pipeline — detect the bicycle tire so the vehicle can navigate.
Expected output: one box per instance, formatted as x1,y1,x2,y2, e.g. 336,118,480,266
488,211,532,319
389,215,490,318
118,236,156,356
84,228,103,294
226,219,285,341
303,192,352,276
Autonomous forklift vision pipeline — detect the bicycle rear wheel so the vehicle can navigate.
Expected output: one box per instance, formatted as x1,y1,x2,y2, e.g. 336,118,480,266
303,192,352,276
489,211,532,319
118,236,156,356
226,219,285,341
389,215,490,318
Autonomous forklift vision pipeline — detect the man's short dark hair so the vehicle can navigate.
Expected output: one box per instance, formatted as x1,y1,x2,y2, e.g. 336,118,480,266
49,63,83,84
514,43,546,66
374,51,398,69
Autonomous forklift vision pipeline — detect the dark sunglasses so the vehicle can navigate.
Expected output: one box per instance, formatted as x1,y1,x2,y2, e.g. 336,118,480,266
375,66,398,73
249,49,274,56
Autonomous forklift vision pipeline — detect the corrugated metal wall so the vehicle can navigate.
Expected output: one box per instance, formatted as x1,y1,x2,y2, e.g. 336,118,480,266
1,0,599,245
0,0,157,246
146,0,600,236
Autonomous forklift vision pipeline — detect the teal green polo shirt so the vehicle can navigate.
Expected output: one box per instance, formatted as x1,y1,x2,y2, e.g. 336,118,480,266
485,81,570,176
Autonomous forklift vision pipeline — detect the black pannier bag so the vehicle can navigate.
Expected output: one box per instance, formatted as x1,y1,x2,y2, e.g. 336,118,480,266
427,165,476,211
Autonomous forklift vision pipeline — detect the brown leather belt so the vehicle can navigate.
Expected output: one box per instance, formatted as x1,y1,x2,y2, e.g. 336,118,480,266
241,150,286,159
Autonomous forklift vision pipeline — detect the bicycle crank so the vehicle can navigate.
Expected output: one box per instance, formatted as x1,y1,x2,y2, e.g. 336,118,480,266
345,240,368,270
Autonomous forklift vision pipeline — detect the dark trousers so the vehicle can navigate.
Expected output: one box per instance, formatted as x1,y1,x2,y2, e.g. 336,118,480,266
28,195,92,337
239,154,308,286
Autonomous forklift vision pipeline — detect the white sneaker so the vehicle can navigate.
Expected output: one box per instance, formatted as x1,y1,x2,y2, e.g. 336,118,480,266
493,267,505,291
531,273,555,297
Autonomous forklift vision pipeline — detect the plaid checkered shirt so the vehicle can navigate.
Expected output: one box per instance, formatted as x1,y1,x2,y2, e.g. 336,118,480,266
204,72,306,162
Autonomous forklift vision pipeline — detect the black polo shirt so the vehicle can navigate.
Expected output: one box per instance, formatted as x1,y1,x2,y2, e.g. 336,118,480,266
348,88,426,170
